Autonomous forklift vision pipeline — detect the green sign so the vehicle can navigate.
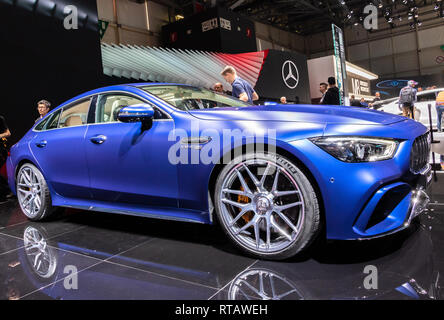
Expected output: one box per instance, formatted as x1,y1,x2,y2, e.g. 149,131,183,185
99,20,109,40
332,24,347,106
441,45,444,51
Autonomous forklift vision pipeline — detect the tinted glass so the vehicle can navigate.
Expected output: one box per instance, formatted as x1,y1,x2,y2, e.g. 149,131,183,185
141,85,251,111
59,99,91,128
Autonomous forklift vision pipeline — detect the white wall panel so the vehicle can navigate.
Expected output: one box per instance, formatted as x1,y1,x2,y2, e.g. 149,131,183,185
370,56,394,75
345,25,367,42
147,1,169,33
352,59,370,71
420,46,444,69
348,43,369,62
393,33,417,54
418,25,444,49
369,38,392,58
396,70,421,78
97,0,114,22
117,0,148,30
394,51,419,73
421,65,444,75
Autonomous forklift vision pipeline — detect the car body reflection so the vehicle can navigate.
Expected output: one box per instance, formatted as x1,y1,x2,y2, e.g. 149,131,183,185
16,220,441,300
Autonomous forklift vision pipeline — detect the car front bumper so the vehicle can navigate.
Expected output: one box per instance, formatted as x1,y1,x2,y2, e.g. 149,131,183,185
286,126,431,240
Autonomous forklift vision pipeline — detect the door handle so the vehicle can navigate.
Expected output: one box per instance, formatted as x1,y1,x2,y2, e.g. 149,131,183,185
90,135,107,145
35,140,47,148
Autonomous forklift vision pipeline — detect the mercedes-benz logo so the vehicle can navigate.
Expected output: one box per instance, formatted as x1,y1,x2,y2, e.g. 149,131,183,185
282,60,299,89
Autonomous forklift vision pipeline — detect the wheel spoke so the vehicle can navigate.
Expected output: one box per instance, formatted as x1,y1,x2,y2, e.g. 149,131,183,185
275,201,302,211
270,216,292,240
222,198,250,209
265,216,271,249
242,164,261,189
254,221,261,249
230,205,253,226
274,210,299,233
23,170,32,185
236,169,253,195
271,168,280,192
273,190,299,197
222,188,252,198
236,218,256,235
259,163,271,188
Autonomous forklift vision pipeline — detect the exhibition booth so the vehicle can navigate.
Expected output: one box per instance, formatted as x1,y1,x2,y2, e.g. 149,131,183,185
0,0,443,305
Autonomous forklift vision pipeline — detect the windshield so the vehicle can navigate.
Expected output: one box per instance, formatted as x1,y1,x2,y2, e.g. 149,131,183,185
141,85,251,111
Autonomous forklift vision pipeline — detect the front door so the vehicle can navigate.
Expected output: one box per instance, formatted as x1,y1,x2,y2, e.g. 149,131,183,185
85,93,178,208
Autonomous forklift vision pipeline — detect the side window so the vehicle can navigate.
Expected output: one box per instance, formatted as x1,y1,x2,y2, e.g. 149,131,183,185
34,109,62,131
95,95,145,124
94,94,169,123
59,99,91,128
46,110,62,130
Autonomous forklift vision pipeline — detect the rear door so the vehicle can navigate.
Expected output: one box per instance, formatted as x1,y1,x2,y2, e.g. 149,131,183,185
30,98,93,199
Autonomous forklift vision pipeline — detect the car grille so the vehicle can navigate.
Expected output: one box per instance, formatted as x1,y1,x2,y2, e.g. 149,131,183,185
410,132,431,174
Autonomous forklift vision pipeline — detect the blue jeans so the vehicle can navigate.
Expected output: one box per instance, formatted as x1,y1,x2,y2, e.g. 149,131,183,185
437,105,444,131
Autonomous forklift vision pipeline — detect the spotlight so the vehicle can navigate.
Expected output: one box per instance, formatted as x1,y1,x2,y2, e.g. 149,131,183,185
388,17,393,23
417,20,422,26
340,0,345,5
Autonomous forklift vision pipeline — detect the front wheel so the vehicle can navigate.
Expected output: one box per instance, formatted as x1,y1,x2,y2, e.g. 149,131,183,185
16,163,56,221
214,153,321,260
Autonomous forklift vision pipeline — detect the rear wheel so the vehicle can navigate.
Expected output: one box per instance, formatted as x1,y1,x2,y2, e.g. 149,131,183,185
214,153,321,260
16,163,56,221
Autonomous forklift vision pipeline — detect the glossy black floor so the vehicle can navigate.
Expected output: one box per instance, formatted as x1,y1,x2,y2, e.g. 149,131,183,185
0,175,444,300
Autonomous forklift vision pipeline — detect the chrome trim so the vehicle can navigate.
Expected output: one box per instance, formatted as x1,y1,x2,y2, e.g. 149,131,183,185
181,136,212,144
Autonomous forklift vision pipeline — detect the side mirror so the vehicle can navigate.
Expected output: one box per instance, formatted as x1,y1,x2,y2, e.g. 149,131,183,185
117,104,155,123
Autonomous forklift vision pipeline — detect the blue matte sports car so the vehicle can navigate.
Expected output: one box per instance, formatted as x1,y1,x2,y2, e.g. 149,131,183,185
7,84,432,260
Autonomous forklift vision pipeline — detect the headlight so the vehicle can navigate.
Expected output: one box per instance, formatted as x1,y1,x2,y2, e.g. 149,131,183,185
310,136,399,162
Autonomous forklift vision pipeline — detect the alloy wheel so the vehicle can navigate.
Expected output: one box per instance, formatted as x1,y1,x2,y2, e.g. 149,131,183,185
17,166,43,219
218,159,305,254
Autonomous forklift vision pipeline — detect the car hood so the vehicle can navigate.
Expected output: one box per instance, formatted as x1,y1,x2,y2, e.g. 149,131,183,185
187,104,406,125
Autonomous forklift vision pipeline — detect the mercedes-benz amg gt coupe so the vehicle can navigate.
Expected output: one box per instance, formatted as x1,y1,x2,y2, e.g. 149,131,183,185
7,84,432,260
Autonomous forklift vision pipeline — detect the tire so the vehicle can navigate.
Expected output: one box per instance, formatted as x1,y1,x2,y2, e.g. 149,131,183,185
16,163,56,221
214,152,321,260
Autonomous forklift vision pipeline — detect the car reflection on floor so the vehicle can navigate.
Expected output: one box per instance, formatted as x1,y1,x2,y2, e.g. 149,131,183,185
0,176,443,300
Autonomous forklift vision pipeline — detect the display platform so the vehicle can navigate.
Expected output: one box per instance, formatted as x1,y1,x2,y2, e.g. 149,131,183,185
0,174,443,300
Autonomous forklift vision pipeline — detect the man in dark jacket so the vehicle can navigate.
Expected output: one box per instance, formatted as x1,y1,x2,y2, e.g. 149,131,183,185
322,77,340,105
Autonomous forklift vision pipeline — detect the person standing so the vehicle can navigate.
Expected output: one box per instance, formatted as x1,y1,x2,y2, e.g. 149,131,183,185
0,115,11,203
319,82,328,104
322,77,340,105
398,80,417,119
36,100,51,122
220,66,259,104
